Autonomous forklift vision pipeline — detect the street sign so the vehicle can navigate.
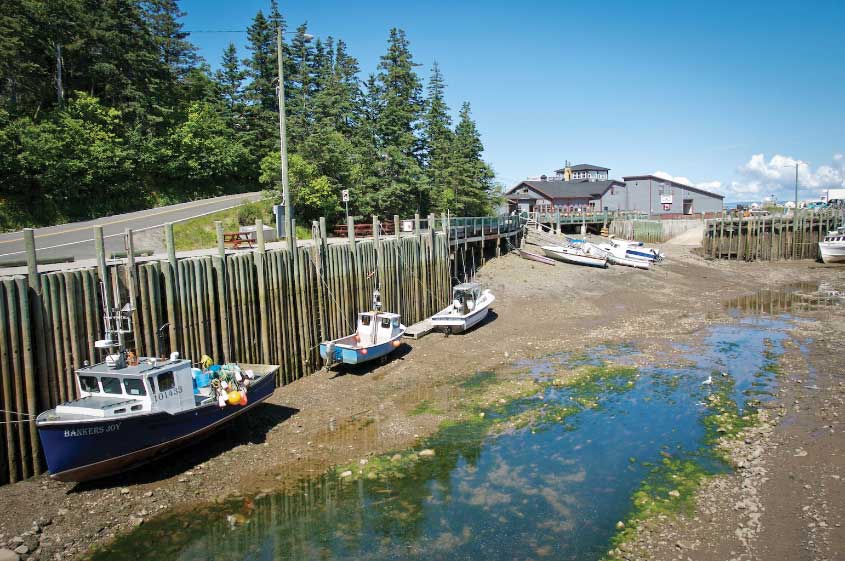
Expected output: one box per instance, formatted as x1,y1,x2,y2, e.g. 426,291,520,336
341,189,350,202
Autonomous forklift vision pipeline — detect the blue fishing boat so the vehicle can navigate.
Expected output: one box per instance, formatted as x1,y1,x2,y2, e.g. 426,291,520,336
319,290,406,366
36,302,278,482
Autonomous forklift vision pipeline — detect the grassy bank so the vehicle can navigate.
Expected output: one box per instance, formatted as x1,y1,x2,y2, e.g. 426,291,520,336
173,198,311,251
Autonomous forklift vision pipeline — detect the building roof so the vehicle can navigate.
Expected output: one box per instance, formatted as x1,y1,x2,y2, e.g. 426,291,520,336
622,175,725,199
554,163,611,173
507,179,623,200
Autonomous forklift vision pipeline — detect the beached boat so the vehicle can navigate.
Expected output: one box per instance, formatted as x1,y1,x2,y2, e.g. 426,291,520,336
819,226,845,264
541,245,608,268
517,248,557,266
595,242,651,270
605,238,664,262
36,304,278,482
319,290,406,366
431,283,495,334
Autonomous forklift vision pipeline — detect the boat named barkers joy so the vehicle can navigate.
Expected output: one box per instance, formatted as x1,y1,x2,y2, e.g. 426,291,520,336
319,290,406,366
819,226,845,264
431,282,495,334
36,302,278,482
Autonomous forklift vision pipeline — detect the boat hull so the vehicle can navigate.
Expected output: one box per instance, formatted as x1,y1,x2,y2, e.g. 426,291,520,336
819,242,845,264
431,292,495,333
319,330,405,365
541,246,607,268
37,373,275,482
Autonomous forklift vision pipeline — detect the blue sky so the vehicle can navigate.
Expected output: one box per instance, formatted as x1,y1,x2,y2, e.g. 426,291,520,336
181,0,845,202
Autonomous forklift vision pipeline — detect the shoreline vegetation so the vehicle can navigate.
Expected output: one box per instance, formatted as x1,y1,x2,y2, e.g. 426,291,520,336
1,0,500,233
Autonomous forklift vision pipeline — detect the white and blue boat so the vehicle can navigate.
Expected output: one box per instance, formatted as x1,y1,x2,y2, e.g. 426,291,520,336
319,290,406,366
607,238,664,262
36,303,278,482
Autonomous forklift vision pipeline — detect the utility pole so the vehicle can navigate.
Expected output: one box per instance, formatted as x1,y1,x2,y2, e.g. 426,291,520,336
784,161,806,212
276,25,292,240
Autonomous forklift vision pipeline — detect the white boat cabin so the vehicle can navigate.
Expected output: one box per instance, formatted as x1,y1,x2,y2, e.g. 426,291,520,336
55,359,196,420
451,283,483,315
355,311,402,346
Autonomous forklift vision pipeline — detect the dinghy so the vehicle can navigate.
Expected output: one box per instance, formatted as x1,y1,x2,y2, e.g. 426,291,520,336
431,282,495,334
541,245,608,268
606,238,664,262
319,290,406,366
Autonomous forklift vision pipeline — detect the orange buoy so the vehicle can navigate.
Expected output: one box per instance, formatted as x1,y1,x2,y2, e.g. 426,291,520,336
360,348,368,355
227,390,241,405
239,393,248,406
392,340,401,348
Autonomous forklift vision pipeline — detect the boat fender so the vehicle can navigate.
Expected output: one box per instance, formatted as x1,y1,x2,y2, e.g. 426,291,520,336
245,369,255,379
360,348,368,355
221,380,229,390
200,355,213,370
227,391,242,405
170,351,180,362
235,371,243,382
242,378,251,388
217,394,227,408
392,340,401,348
239,393,248,406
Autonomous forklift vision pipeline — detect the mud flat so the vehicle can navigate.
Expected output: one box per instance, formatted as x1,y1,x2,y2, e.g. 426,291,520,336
0,243,842,561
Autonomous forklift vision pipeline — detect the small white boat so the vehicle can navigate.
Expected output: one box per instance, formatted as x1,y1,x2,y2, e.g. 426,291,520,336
541,245,608,268
319,290,406,366
606,238,664,262
819,226,845,264
595,243,651,270
431,283,495,334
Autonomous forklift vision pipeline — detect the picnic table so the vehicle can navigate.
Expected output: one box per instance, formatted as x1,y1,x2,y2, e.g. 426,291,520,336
223,231,255,250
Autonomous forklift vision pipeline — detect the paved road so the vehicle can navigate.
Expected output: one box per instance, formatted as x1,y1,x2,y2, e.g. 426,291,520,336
0,192,265,266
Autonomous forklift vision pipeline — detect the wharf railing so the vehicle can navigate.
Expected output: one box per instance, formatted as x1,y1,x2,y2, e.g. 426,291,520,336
702,209,844,261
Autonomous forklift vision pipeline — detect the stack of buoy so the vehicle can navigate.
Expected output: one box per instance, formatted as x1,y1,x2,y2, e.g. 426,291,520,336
198,355,255,408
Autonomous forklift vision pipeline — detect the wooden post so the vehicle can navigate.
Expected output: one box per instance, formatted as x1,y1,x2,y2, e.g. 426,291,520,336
254,219,270,362
394,215,400,240
162,223,179,352
23,228,49,413
414,213,420,236
23,229,37,284
319,217,328,250
94,226,112,312
215,221,225,258
347,215,356,248
255,218,266,253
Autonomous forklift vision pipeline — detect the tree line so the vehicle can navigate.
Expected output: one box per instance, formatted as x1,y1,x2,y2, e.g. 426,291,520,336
0,0,501,231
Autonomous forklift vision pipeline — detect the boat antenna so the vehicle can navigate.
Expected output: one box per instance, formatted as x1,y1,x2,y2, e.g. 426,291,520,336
96,281,134,370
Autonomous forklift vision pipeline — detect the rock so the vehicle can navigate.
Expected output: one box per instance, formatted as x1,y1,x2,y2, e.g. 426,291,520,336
10,539,23,546
0,549,19,561
128,516,144,528
119,488,130,495
668,490,680,498
55,509,68,517
35,517,52,529
615,521,625,530
359,459,368,466
143,491,153,498
13,546,27,556
419,449,435,457
390,454,402,462
339,470,352,478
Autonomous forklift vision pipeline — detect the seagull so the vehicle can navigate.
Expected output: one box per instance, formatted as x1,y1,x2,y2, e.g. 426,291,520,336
702,375,713,386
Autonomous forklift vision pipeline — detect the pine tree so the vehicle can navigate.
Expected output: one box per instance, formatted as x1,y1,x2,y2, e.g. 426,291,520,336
215,43,245,114
371,28,425,216
244,10,277,113
286,22,316,147
422,61,454,212
141,0,197,80
447,102,495,215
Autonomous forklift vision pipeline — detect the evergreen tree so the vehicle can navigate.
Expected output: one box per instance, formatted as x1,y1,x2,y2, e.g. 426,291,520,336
422,61,454,212
446,102,496,215
286,23,316,147
141,0,197,79
370,28,425,215
215,43,245,113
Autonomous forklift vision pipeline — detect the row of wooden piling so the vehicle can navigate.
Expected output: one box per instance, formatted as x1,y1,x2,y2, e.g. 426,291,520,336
0,213,521,485
703,210,844,261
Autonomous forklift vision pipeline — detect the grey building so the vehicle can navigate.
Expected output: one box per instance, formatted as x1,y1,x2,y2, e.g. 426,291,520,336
506,178,624,213
601,175,724,215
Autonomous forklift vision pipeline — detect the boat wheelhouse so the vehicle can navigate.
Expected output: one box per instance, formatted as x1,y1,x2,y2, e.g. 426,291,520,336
819,226,845,264
431,282,495,334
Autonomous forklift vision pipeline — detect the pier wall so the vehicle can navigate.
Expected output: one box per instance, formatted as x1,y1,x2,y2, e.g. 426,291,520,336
0,214,523,484
702,210,844,261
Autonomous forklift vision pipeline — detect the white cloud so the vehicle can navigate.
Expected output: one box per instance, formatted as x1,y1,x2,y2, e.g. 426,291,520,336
726,153,845,201
652,170,723,193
